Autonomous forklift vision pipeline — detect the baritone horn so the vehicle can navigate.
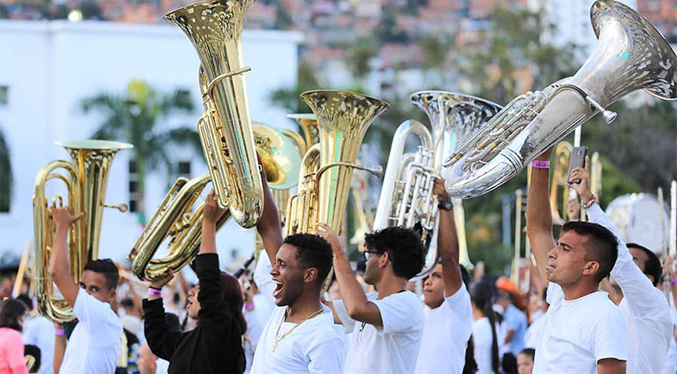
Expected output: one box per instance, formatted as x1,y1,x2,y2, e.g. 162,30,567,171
164,0,263,228
374,91,501,279
443,0,677,199
33,140,131,322
130,124,302,281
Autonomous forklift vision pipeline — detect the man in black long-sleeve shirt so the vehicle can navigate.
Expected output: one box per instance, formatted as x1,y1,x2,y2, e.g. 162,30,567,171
142,190,246,374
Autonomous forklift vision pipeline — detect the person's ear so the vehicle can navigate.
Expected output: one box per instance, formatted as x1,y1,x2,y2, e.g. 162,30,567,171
379,252,389,268
304,268,318,283
582,260,600,276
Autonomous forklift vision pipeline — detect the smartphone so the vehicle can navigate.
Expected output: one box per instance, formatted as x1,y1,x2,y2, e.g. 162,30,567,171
567,146,588,184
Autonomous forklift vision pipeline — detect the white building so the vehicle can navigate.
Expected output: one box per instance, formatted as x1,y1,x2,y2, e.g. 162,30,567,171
0,20,303,268
528,0,637,56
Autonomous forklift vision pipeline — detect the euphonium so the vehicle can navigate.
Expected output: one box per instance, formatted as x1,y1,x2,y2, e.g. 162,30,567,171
374,91,501,278
33,140,131,322
130,124,302,281
443,0,677,199
164,0,264,228
285,91,388,238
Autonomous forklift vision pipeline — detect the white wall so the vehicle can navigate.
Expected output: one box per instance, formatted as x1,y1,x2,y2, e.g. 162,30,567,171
0,20,302,268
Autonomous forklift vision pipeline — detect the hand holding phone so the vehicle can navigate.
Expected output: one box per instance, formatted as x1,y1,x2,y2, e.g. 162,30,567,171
567,146,588,184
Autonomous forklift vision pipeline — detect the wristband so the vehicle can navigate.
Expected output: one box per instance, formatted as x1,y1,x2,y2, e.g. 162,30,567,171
148,287,162,297
531,160,550,169
55,328,65,336
670,279,677,287
582,194,597,210
245,303,255,311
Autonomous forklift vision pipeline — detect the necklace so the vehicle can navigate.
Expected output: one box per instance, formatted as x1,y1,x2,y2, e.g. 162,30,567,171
272,307,324,352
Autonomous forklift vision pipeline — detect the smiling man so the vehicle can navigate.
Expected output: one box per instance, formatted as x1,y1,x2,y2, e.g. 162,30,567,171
49,208,123,374
526,149,627,374
250,178,344,374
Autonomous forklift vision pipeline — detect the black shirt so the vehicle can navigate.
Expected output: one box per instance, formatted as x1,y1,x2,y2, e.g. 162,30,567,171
143,253,245,374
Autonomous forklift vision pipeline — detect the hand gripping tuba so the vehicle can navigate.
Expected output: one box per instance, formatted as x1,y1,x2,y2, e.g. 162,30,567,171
33,140,131,322
129,124,302,281
164,0,264,228
374,92,501,279
443,0,677,199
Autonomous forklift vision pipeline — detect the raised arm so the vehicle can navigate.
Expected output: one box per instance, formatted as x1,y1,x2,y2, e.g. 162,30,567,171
49,207,85,308
318,224,384,328
526,149,555,285
433,178,462,297
256,165,283,266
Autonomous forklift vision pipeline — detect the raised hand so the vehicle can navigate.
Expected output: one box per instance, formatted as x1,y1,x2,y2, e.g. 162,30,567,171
566,156,593,202
149,269,174,290
432,177,451,205
203,190,224,224
51,207,84,231
317,223,343,255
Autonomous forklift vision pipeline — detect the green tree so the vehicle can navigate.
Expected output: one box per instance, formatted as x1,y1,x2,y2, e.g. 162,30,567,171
81,80,202,222
0,128,12,212
269,62,321,114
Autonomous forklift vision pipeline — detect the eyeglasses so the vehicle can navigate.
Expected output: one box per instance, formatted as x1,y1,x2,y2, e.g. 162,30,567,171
363,250,382,261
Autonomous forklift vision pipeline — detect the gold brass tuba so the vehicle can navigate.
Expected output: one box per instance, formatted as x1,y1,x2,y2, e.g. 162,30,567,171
33,140,131,322
374,91,501,279
129,124,302,281
285,91,388,238
443,0,677,199
164,0,264,228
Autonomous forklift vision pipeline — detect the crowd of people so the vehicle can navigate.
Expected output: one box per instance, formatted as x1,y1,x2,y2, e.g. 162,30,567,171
1,149,677,374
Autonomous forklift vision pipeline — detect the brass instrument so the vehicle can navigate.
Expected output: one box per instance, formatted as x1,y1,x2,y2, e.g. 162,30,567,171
164,0,263,228
33,140,131,322
287,113,320,152
285,90,388,239
130,124,302,281
374,91,501,278
443,0,677,199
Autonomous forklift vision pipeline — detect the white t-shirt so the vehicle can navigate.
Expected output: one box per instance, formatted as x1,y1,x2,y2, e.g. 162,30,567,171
589,204,673,374
249,305,345,374
662,338,677,374
524,313,546,349
59,289,122,374
415,286,473,374
23,314,55,374
334,291,423,374
473,316,499,374
532,283,627,373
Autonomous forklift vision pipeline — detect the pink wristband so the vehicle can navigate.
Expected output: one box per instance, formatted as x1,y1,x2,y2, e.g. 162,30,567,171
55,328,65,336
148,287,162,297
670,279,677,287
531,160,550,169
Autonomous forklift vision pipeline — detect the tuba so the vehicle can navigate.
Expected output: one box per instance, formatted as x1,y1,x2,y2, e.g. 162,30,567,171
374,91,501,278
285,91,388,239
443,0,677,199
33,140,131,322
164,0,264,228
129,124,302,281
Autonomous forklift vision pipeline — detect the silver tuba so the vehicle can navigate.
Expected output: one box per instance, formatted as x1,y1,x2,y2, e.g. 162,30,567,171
443,0,677,199
373,91,501,279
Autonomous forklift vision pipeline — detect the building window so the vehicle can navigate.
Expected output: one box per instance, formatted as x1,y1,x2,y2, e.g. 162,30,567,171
177,161,191,179
0,86,8,106
129,160,140,213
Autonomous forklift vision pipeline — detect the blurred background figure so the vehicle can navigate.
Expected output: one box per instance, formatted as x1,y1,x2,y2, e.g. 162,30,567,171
0,298,29,374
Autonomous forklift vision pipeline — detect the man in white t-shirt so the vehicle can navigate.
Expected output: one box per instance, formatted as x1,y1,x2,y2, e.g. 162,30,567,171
49,207,123,374
319,223,425,374
526,149,627,374
568,160,672,374
414,178,473,374
250,174,344,374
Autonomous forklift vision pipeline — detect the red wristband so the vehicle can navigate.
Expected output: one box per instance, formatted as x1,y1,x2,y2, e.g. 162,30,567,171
532,160,550,169
55,328,65,336
148,288,162,297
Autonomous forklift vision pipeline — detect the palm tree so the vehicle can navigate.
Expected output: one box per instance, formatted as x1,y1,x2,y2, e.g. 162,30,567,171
0,127,12,213
81,79,202,222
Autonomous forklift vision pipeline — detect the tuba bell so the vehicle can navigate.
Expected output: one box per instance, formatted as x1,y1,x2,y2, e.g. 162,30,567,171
285,91,388,238
129,123,302,281
374,91,501,278
164,0,264,228
443,0,677,199
33,140,131,322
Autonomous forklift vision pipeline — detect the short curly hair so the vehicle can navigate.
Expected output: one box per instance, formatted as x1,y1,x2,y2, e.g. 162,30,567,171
283,234,333,284
365,226,425,279
84,259,119,290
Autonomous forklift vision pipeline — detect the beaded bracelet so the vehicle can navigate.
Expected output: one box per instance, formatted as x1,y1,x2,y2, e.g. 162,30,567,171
582,194,597,210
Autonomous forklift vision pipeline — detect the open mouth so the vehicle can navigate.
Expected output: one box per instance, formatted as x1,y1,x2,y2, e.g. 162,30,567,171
273,279,284,298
